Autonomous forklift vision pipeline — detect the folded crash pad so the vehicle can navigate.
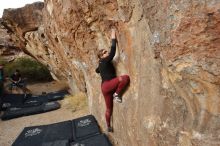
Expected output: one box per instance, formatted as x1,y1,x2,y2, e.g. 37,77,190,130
1,101,60,120
71,134,112,146
72,115,101,141
12,120,72,146
42,140,69,146
12,125,46,146
2,91,68,109
2,94,27,108
24,90,69,104
24,94,49,104
12,115,107,146
46,90,69,101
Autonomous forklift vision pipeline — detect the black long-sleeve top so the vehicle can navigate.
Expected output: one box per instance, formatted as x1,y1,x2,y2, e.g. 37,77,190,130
96,39,116,82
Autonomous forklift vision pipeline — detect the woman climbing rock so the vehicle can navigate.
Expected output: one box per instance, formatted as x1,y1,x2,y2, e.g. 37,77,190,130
95,28,130,132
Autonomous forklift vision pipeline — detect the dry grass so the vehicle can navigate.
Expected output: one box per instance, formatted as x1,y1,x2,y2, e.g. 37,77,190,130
62,92,88,112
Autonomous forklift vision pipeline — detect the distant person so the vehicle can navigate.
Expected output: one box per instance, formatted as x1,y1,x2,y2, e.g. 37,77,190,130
10,69,22,87
9,69,29,95
95,28,130,132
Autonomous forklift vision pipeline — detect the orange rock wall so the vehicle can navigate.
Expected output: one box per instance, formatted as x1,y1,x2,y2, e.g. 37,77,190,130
2,0,220,145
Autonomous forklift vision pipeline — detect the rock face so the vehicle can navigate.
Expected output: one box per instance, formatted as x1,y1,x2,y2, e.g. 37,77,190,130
1,2,44,59
2,0,220,146
0,19,23,61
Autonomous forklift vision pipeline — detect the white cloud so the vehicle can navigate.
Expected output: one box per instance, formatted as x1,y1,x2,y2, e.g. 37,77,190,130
0,0,44,17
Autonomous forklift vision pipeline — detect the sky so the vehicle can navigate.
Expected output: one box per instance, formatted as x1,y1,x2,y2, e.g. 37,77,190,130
0,0,44,17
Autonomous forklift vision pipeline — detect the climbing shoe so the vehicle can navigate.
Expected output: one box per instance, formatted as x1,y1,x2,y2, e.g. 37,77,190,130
113,93,122,103
107,127,113,132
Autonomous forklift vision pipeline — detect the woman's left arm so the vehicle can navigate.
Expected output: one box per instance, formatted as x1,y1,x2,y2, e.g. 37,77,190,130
104,29,116,62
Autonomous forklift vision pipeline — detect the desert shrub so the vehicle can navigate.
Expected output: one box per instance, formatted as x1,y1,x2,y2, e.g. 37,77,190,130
2,57,52,82
64,92,88,112
0,57,7,65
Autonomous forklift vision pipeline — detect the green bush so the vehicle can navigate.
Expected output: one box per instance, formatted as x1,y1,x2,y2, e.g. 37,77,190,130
0,57,7,66
2,57,53,82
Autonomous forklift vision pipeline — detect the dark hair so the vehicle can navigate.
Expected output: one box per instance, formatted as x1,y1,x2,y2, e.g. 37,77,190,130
15,69,20,72
97,49,105,59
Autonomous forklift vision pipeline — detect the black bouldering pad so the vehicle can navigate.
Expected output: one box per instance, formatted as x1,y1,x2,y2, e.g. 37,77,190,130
2,91,68,109
71,134,112,146
42,140,69,146
2,94,26,109
47,90,69,101
1,101,60,120
12,115,109,146
24,94,49,104
72,115,101,141
12,120,72,146
42,120,73,142
24,90,69,105
12,125,46,146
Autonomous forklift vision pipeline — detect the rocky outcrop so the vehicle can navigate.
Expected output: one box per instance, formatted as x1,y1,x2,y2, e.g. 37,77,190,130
0,19,23,61
2,0,220,146
1,2,44,59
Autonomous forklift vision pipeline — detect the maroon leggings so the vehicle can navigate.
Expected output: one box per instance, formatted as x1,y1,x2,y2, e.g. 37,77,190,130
101,75,130,127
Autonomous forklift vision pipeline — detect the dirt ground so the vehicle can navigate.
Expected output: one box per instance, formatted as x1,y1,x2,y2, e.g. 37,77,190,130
0,81,89,146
